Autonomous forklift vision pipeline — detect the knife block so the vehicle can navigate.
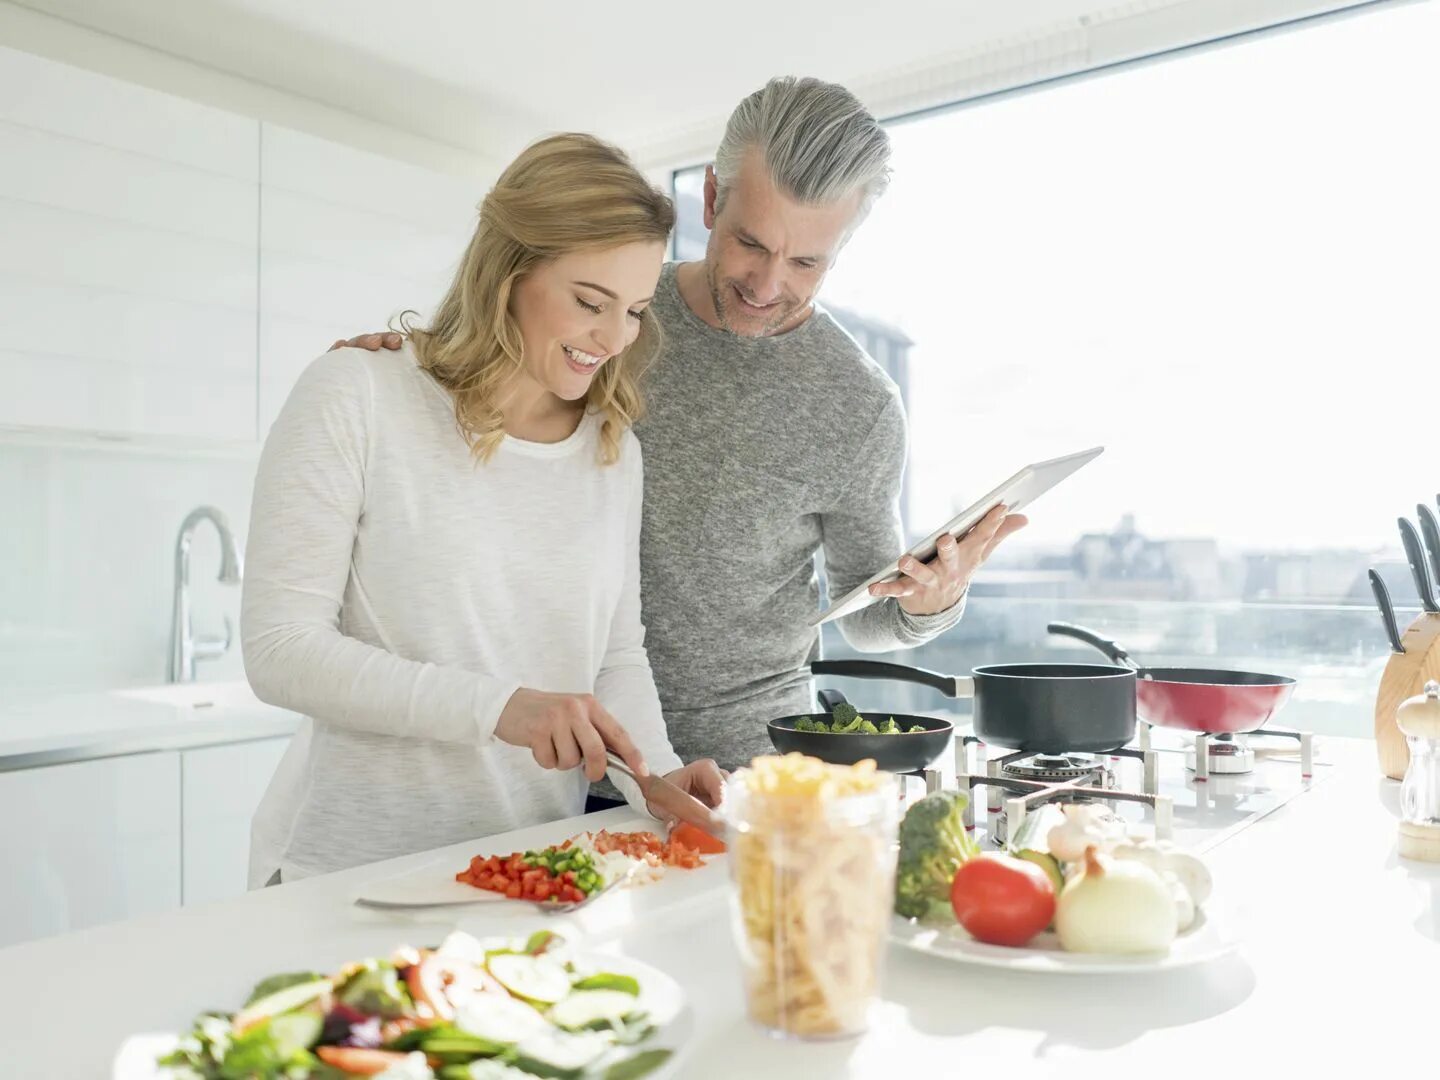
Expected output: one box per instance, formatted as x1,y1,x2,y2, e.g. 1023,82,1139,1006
1375,611,1440,779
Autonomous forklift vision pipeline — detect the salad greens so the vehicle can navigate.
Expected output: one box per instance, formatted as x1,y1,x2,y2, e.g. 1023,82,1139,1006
157,932,674,1080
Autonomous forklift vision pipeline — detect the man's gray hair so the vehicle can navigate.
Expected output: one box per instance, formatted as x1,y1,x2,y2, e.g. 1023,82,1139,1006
713,76,891,223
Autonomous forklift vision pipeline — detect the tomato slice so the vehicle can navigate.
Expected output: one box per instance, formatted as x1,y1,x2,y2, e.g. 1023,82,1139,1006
670,822,726,855
314,1047,411,1075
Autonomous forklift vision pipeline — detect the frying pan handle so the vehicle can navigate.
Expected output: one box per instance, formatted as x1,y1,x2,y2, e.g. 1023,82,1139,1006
1046,621,1140,669
815,688,849,712
810,659,966,698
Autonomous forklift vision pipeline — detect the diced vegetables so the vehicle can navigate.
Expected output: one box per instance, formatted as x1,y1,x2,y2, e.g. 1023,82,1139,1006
230,977,331,1034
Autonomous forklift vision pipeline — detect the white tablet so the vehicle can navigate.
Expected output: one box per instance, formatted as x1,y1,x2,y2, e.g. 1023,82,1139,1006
812,446,1104,626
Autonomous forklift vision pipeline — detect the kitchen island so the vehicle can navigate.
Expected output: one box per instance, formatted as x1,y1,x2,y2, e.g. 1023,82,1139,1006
0,735,1432,1076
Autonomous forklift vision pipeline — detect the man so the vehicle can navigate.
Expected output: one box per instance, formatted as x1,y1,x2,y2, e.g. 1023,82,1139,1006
338,76,1024,772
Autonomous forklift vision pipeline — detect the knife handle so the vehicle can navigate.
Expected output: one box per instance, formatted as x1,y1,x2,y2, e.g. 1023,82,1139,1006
1369,568,1405,654
1398,517,1440,614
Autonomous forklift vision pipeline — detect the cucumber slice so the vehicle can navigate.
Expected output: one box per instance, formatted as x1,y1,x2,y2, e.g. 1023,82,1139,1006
570,973,639,996
454,993,551,1044
231,978,330,1033
486,954,572,1006
547,991,642,1032
511,1030,612,1074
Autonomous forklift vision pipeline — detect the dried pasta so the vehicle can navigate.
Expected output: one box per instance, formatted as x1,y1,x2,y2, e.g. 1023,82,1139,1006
729,753,898,1038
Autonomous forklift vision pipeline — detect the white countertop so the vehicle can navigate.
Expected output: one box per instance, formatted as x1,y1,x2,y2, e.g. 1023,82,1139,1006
0,681,300,770
0,735,1434,1076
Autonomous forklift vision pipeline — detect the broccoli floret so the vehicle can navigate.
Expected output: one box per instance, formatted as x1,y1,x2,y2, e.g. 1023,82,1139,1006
827,700,866,734
907,724,927,734
856,719,880,735
794,717,815,733
893,791,978,920
876,718,900,735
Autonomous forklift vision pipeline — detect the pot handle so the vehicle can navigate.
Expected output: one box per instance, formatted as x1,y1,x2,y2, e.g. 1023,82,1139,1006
1046,621,1140,669
810,659,968,698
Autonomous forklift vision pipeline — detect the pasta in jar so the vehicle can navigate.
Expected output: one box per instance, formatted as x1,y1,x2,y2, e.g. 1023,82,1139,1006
726,754,899,1039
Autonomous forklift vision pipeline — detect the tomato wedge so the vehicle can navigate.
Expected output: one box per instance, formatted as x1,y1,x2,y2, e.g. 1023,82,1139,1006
670,822,726,854
314,1047,411,1075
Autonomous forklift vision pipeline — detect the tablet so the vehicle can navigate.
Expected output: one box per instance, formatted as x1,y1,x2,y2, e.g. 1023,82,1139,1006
812,446,1104,626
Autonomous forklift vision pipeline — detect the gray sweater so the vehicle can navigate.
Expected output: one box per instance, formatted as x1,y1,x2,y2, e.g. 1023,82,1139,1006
634,264,963,770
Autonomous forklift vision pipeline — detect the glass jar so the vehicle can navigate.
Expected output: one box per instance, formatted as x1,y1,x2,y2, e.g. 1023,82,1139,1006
725,759,899,1040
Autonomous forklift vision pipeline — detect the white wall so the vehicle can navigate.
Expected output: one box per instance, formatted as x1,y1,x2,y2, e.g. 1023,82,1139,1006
0,42,482,704
0,0,502,182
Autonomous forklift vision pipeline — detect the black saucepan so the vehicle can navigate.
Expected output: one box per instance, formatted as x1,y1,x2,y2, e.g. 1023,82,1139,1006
788,658,1137,755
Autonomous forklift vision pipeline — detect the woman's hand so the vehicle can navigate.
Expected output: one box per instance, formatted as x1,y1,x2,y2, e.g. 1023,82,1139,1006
495,689,647,783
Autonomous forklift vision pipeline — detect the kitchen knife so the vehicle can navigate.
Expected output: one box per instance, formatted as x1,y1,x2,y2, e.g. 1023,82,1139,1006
1398,516,1440,614
1419,504,1440,594
606,751,727,837
1369,568,1405,653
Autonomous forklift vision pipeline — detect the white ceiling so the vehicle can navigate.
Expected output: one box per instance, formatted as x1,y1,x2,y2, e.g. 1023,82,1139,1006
11,0,1122,163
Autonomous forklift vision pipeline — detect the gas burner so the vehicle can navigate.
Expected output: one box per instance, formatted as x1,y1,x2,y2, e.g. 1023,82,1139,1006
952,743,1169,847
1001,753,1103,782
1186,735,1254,776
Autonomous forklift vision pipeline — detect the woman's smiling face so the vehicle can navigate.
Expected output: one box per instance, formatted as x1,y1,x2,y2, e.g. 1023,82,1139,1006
509,242,666,402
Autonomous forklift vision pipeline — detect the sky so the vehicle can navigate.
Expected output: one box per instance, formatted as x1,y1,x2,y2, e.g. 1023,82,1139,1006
819,0,1439,554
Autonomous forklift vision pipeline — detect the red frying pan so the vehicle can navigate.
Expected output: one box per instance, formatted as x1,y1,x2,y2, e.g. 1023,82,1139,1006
1047,622,1296,734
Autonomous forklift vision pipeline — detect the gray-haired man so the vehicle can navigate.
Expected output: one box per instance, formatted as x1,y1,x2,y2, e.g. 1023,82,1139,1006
341,76,1026,772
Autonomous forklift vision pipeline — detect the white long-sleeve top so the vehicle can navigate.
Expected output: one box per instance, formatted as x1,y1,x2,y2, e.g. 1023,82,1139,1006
242,347,681,886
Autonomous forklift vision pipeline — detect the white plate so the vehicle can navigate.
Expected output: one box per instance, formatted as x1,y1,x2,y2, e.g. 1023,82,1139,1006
352,857,518,910
889,905,1239,974
114,943,694,1079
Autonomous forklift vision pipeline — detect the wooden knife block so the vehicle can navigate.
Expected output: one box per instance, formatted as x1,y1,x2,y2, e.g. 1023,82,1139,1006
1375,611,1440,779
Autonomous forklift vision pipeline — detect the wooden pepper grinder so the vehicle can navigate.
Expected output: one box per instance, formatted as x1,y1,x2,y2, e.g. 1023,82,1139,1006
1396,680,1440,862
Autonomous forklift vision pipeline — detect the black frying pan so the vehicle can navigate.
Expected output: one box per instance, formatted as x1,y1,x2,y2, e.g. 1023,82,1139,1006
768,685,954,773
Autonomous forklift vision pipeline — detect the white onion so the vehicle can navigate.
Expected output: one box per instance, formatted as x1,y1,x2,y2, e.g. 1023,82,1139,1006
1056,846,1178,954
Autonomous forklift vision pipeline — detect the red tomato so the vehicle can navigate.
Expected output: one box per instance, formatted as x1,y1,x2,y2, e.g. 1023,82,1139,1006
948,854,1056,947
670,822,727,854
314,1047,410,1075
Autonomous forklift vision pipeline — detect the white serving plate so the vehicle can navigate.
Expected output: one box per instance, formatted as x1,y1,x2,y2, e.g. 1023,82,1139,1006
114,944,694,1079
889,905,1239,974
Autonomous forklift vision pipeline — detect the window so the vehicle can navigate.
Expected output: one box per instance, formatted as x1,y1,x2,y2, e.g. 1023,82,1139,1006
672,1,1439,737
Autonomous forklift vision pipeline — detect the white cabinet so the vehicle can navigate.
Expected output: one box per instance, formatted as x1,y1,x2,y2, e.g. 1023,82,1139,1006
180,737,289,907
0,752,181,949
0,46,259,441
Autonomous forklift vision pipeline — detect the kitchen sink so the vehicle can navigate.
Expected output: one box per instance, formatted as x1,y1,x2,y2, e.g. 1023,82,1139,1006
112,681,264,711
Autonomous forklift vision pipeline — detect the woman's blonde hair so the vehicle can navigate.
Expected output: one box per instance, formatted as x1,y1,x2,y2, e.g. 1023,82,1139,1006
405,133,674,464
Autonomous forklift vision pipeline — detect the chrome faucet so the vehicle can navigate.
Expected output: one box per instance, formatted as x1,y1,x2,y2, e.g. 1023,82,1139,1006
168,506,244,683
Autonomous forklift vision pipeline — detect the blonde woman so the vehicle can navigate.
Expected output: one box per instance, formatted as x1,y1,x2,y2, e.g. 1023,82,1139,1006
242,134,723,886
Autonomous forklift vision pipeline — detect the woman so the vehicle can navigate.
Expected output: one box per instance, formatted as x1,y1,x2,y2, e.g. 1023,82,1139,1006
242,133,722,886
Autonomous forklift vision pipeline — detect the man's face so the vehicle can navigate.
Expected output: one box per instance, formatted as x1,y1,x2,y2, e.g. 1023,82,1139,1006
702,150,862,337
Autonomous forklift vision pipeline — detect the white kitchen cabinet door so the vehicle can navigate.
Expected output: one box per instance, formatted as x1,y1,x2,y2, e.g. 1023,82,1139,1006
257,123,477,433
0,46,259,442
180,737,289,907
0,752,181,949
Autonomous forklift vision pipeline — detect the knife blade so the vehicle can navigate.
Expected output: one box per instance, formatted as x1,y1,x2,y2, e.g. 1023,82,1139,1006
1369,568,1405,653
1398,516,1440,614
606,752,727,837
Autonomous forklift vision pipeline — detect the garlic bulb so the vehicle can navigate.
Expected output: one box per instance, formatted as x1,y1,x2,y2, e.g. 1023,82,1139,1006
1056,846,1178,954
1047,805,1121,864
